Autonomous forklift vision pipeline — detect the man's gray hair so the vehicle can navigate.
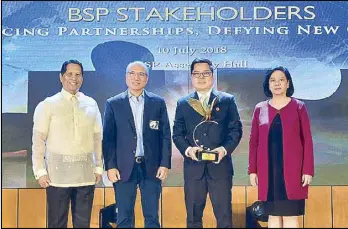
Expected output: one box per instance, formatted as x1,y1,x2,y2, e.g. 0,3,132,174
126,61,150,76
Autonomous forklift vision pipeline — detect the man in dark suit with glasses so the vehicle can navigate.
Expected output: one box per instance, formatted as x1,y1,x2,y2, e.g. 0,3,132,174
173,58,243,228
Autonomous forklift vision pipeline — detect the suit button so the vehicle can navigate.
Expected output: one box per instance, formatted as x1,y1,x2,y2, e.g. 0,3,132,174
134,136,137,140
203,133,207,136
133,150,136,154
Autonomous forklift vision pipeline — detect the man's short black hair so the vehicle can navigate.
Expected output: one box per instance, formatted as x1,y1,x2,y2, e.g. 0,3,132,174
60,60,84,75
190,58,214,73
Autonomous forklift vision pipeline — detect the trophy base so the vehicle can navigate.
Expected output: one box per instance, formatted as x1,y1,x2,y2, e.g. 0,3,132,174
196,150,218,162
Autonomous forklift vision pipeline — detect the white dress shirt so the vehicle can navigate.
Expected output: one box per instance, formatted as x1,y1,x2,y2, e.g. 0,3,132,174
32,88,103,187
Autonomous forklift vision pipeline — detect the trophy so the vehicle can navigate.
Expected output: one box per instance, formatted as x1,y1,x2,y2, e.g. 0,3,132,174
189,96,221,162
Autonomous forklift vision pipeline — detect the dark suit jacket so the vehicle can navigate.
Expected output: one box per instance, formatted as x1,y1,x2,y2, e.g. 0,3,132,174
102,90,171,182
248,98,314,200
173,89,243,180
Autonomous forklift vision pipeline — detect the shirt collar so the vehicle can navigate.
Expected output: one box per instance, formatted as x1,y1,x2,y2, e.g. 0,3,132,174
197,88,213,101
128,90,145,100
61,88,82,101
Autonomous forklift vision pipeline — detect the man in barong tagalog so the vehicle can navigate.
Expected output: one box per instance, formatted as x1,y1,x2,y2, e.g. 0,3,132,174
173,58,243,228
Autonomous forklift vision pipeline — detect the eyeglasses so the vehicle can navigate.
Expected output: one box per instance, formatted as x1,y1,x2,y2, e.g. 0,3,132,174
127,71,147,79
192,72,212,78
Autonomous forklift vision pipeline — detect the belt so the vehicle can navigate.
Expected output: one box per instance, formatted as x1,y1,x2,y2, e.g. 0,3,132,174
135,156,144,164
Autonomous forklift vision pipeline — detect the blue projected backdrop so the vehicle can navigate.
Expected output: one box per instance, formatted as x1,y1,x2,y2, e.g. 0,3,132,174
2,1,348,188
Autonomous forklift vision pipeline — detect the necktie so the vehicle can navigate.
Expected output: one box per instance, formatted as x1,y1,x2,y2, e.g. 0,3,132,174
202,95,209,111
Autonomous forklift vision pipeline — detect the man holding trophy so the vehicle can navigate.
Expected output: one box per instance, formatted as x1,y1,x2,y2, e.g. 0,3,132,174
173,58,243,228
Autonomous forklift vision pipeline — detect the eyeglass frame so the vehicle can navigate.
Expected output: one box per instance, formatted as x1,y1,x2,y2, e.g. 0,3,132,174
191,71,213,78
127,71,148,79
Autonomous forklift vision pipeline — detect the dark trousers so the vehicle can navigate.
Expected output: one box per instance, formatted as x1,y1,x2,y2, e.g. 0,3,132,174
113,162,162,228
46,185,95,228
184,169,233,228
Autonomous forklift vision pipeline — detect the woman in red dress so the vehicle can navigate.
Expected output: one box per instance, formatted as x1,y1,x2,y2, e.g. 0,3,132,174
248,66,314,228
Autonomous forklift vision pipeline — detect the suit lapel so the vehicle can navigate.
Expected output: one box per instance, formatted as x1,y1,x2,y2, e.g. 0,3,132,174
143,90,151,136
122,91,136,134
209,89,218,107
193,91,199,100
